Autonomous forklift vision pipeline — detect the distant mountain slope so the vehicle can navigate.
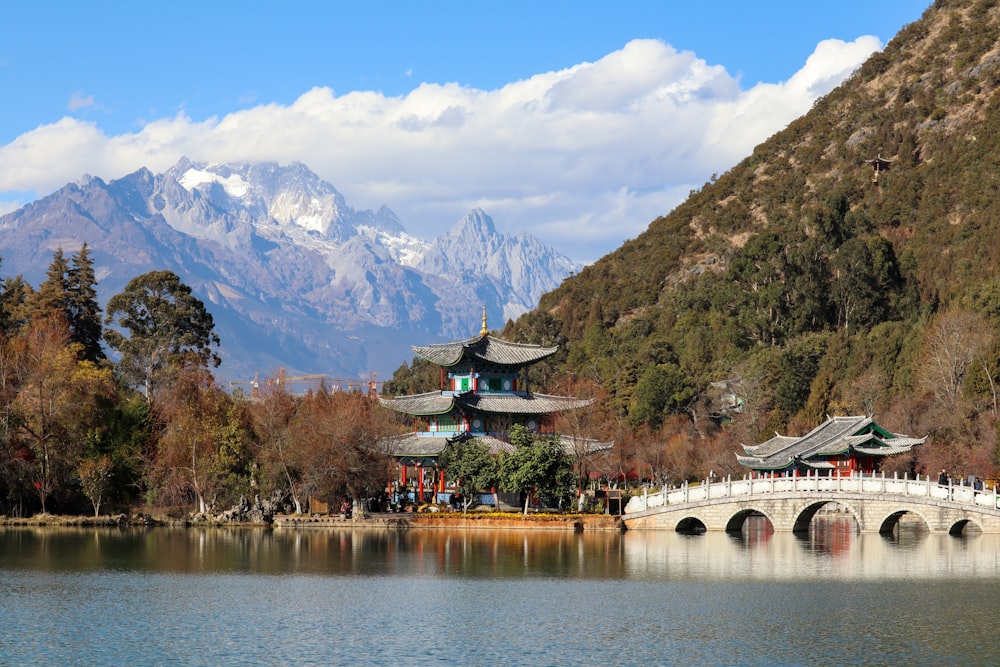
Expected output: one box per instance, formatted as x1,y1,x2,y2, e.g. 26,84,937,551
509,0,1000,435
0,160,581,382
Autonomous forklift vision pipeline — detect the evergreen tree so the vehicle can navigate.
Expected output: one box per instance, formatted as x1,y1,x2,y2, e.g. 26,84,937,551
104,270,221,404
499,425,575,514
67,244,104,362
29,248,70,322
437,437,498,513
0,258,31,336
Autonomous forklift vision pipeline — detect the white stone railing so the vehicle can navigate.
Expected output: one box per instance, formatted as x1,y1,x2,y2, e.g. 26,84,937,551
624,471,1000,514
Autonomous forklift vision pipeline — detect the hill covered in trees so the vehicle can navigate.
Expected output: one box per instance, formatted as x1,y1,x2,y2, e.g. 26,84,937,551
478,0,1000,481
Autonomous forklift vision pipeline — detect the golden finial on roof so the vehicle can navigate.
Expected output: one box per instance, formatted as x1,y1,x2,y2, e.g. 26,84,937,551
480,306,488,336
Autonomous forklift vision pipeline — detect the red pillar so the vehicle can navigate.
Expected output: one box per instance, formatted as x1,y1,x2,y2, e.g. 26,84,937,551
401,464,407,487
417,464,424,502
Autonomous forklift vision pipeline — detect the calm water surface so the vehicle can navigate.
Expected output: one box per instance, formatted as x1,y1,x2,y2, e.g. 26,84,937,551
0,520,997,666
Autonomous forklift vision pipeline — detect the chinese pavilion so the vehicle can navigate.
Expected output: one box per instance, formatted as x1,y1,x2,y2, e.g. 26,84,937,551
380,310,605,503
736,415,926,476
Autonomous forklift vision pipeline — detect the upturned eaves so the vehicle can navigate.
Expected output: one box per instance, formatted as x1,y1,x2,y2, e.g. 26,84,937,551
413,334,559,367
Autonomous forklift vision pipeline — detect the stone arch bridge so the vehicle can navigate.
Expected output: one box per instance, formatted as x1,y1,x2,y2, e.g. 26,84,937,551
623,473,1000,535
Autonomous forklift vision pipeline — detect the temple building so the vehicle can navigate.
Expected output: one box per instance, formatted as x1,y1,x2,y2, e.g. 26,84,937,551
380,310,608,503
736,415,926,476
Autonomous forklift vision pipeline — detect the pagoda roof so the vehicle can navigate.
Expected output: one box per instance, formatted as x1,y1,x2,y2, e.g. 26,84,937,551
736,415,926,471
380,391,593,416
413,334,559,367
384,433,453,457
456,392,593,414
382,432,611,459
379,392,456,416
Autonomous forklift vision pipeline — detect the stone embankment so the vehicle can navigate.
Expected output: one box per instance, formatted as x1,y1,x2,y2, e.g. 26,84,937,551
274,512,624,531
0,511,625,531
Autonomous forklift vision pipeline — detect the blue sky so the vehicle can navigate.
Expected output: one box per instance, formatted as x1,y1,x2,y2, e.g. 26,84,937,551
1,1,929,262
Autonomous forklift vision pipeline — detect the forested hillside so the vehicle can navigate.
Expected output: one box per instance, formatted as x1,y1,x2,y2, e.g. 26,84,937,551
489,0,1000,481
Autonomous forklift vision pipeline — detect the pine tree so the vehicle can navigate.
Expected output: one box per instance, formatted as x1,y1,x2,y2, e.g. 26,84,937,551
67,244,105,362
0,257,31,336
30,248,71,322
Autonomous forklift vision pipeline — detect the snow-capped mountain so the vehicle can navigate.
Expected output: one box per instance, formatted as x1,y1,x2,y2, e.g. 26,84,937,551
0,159,581,382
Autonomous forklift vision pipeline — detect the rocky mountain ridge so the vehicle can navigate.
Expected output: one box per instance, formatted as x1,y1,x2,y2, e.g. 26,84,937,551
0,159,581,382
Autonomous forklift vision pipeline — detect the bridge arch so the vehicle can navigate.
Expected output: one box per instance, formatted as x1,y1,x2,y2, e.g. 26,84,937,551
724,508,776,533
876,509,931,535
675,516,707,534
791,501,862,533
947,517,983,536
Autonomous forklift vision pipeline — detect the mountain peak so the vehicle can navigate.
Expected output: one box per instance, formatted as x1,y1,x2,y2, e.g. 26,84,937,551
0,160,578,383
448,207,497,240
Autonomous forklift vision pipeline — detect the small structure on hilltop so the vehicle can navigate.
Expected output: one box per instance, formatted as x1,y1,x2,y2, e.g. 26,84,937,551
864,154,893,186
379,308,610,505
736,415,925,476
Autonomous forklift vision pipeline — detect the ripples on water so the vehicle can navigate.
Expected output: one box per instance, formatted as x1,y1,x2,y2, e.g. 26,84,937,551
0,521,998,666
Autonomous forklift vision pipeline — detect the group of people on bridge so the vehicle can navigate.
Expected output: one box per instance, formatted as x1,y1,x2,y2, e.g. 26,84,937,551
938,469,985,491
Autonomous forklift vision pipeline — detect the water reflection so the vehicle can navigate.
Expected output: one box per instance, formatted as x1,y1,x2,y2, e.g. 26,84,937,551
0,527,628,578
3,521,1000,583
625,519,1000,581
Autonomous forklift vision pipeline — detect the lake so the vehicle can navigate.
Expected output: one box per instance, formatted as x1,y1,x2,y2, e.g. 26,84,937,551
0,520,997,666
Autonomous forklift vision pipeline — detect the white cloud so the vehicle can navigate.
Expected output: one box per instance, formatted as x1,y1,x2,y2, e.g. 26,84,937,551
68,91,96,111
703,36,882,166
0,36,880,263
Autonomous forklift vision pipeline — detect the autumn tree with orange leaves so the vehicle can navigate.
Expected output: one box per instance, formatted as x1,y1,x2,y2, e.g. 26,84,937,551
283,389,395,514
3,315,116,513
147,369,254,514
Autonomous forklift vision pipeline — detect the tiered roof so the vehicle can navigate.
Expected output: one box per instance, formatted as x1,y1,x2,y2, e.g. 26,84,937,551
736,415,926,471
413,334,559,367
381,391,592,416
384,432,612,459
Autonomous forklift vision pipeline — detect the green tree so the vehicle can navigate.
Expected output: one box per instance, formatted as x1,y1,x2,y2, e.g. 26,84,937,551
813,191,851,250
67,244,105,363
437,436,498,513
499,425,575,515
381,357,440,396
725,231,793,346
85,389,151,508
831,237,889,336
774,332,829,422
22,247,104,363
28,248,70,321
0,258,31,336
627,362,693,431
104,271,221,404
79,455,114,516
